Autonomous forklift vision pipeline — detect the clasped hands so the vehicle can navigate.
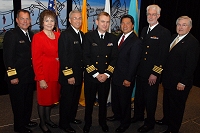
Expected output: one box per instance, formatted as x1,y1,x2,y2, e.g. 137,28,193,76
96,74,108,83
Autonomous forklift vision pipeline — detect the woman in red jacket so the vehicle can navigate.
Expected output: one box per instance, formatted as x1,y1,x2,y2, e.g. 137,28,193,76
32,10,60,133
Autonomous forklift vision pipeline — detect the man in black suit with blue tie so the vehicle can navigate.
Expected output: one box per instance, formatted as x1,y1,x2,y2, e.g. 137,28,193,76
106,15,142,133
156,16,200,133
131,4,171,132
3,9,37,133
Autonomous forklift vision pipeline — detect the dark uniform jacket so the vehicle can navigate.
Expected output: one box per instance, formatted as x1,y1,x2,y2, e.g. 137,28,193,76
83,30,118,83
162,33,200,89
137,24,171,79
112,32,142,86
3,26,34,84
58,25,84,85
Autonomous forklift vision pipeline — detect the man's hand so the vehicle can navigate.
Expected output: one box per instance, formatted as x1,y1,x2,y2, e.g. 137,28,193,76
177,82,185,91
96,74,108,82
39,80,48,89
10,78,19,85
148,74,157,86
123,80,131,87
68,77,75,85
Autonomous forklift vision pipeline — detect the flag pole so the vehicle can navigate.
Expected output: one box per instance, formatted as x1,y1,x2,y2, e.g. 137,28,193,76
54,0,59,32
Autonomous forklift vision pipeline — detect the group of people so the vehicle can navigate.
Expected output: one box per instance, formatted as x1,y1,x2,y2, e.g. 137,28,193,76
3,4,200,133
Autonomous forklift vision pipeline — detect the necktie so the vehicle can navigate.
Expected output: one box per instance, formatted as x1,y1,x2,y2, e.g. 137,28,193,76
100,34,104,39
25,32,30,42
78,32,82,43
147,27,151,34
118,35,125,48
170,37,179,51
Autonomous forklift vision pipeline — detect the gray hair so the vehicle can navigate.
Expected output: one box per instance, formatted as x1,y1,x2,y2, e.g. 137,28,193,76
176,16,192,27
69,10,81,18
146,4,161,15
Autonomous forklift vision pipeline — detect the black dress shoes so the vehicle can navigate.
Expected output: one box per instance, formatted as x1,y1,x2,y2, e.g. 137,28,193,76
115,126,127,132
15,127,32,133
45,122,58,128
131,117,144,123
71,119,82,124
26,121,38,128
137,125,154,132
100,124,109,132
60,126,76,133
83,125,90,133
155,120,167,125
106,116,120,121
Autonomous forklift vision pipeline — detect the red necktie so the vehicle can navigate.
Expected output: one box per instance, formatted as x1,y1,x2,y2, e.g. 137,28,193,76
118,35,125,48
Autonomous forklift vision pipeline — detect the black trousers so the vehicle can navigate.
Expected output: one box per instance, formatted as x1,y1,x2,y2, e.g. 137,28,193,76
111,83,133,128
163,87,190,133
84,78,110,127
8,82,34,131
134,76,159,127
59,83,82,128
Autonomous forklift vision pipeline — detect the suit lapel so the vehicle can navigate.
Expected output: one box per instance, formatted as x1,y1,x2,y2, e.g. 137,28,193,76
119,32,135,50
16,26,31,46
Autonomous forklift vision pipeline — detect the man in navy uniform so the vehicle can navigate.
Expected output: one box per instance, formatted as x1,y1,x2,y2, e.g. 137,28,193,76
58,10,84,133
83,12,118,133
131,4,171,132
3,9,37,133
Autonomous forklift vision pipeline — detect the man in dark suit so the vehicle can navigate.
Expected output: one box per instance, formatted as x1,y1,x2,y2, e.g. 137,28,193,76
131,5,171,132
106,15,142,132
156,16,200,133
3,9,37,133
58,10,84,133
83,12,118,133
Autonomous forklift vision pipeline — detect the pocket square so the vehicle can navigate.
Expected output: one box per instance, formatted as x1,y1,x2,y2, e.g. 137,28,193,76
92,43,98,46
19,40,25,43
150,36,159,39
107,43,113,46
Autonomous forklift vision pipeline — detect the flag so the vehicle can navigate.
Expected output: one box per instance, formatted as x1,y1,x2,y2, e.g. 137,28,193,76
80,0,88,33
48,0,59,31
104,0,111,33
128,0,141,35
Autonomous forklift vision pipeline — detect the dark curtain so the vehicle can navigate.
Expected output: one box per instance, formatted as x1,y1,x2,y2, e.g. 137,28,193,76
139,0,200,87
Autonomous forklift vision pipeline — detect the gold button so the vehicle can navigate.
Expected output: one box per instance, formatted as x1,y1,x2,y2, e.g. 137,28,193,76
105,55,108,57
147,46,149,48
105,62,107,64
97,55,99,57
144,58,146,60
145,52,148,54
65,67,68,69
96,62,98,64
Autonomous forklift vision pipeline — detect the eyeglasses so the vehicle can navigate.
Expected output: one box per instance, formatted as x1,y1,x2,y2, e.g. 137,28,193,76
146,13,157,17
177,24,188,27
71,17,82,20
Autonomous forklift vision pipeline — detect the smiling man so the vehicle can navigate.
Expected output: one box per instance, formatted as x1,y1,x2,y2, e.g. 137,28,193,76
131,4,171,132
106,14,142,133
83,12,118,133
157,16,200,133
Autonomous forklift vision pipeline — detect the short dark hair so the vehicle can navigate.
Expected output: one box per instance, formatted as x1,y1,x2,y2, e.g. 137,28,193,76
39,10,57,30
120,15,135,25
16,9,30,18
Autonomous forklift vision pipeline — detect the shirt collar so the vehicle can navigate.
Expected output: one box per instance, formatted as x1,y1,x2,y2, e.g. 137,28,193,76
71,25,80,34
